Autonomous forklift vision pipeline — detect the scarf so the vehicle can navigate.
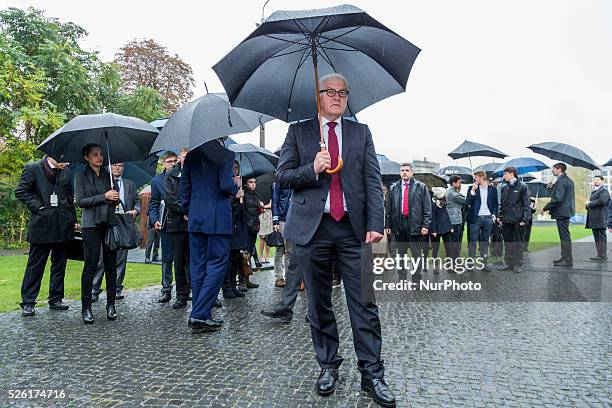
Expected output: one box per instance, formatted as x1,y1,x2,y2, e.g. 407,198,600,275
41,156,58,185
432,196,447,209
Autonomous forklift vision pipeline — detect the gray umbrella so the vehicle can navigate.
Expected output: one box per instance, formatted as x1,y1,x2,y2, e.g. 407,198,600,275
377,155,401,186
448,140,508,160
437,165,474,183
602,158,611,167
527,142,599,170
228,143,278,179
150,93,273,153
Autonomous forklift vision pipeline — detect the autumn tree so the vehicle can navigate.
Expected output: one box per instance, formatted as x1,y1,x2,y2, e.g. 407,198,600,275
114,39,194,113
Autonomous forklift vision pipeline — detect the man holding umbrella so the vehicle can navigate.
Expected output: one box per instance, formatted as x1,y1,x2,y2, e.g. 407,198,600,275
542,163,575,267
277,73,395,407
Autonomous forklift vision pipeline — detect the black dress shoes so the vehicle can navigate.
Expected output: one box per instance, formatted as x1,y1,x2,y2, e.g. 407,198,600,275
361,377,396,407
223,290,236,299
590,255,606,261
49,300,69,310
261,308,292,323
158,292,172,303
22,304,35,317
115,291,125,300
232,287,245,297
91,293,99,303
316,368,339,396
106,305,117,321
82,308,94,324
189,318,221,332
213,298,222,308
554,261,573,267
173,299,188,309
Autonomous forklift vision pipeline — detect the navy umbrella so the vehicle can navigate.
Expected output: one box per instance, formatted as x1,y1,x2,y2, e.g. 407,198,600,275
228,143,279,179
150,93,273,153
448,140,507,167
602,158,612,167
527,142,599,171
213,4,420,175
437,165,473,183
493,157,548,176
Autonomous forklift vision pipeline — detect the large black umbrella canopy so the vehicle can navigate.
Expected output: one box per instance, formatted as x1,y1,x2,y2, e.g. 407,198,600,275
437,165,474,183
69,154,158,190
377,155,401,186
527,142,599,170
525,180,552,198
150,118,169,130
448,140,508,160
38,113,159,165
413,173,447,189
212,4,421,123
603,158,612,167
150,93,273,153
229,143,279,179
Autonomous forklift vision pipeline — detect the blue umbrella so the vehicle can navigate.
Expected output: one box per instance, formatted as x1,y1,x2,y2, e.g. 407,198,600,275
527,142,599,171
493,157,548,176
228,143,278,178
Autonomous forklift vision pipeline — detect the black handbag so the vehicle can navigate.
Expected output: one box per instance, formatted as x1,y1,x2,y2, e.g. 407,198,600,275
105,211,142,251
265,230,284,247
246,217,260,235
65,231,84,261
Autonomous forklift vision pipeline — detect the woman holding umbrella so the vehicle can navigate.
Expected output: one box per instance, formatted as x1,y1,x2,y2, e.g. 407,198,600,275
74,143,120,324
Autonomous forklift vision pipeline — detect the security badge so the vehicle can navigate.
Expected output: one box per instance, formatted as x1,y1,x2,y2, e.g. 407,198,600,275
50,193,58,207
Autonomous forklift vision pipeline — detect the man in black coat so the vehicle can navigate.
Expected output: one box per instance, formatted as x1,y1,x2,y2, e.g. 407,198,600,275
543,163,575,267
498,167,531,273
91,163,140,301
385,163,432,281
15,155,78,316
277,73,395,407
585,175,610,260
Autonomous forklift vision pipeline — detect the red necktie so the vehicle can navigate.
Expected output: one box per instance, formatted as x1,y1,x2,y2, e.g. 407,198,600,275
403,182,409,217
327,122,345,222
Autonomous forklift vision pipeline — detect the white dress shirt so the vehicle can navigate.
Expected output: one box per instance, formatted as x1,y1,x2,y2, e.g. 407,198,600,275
115,177,125,206
477,185,491,216
320,116,348,213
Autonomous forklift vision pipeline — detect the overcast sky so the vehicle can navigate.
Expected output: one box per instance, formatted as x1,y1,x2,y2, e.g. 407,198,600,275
3,0,611,167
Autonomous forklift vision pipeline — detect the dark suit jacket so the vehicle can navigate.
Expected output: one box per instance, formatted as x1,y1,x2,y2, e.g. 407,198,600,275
276,118,383,246
148,172,168,227
385,178,432,236
543,174,575,219
116,177,140,215
179,141,237,235
586,187,610,229
466,185,499,224
15,158,77,244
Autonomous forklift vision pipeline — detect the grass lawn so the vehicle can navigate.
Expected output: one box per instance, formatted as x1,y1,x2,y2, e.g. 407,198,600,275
0,226,591,313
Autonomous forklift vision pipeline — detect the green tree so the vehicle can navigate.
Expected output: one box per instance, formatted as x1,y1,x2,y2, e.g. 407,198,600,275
116,86,167,122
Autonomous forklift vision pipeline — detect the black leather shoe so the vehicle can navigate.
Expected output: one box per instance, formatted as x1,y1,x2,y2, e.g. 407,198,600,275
361,377,396,407
232,286,245,297
223,290,236,299
173,299,188,309
316,368,339,396
553,258,564,265
261,308,292,323
554,261,573,267
255,261,262,268
590,255,605,261
22,304,35,317
213,298,222,308
106,305,117,321
82,308,94,324
49,300,69,310
189,318,221,331
115,291,125,300
158,292,172,303
91,293,99,303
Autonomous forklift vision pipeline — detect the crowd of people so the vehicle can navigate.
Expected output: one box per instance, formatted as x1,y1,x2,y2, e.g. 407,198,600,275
12,72,612,408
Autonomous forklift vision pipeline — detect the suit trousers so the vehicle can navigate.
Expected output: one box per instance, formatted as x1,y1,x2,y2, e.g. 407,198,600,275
160,231,174,293
273,221,292,280
189,232,230,320
92,247,127,295
81,227,116,309
171,231,190,300
502,223,524,267
592,229,607,257
145,227,160,260
396,216,427,278
490,221,504,257
295,214,384,379
449,224,464,260
273,241,302,315
21,243,68,306
468,216,494,258
556,218,573,262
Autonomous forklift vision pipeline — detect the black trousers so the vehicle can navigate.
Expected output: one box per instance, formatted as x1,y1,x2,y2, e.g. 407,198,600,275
592,229,607,257
81,227,117,309
21,243,68,306
522,221,533,252
170,231,191,300
430,232,452,258
145,227,160,260
396,217,427,277
490,221,504,257
502,223,524,267
248,232,259,263
295,214,384,379
223,249,243,292
556,218,573,262
449,224,464,260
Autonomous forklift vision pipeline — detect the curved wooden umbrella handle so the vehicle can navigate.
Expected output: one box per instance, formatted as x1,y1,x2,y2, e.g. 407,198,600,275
325,156,343,175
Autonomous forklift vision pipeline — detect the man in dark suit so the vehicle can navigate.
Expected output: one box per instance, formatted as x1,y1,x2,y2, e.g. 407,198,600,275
15,155,78,316
543,163,575,267
149,151,177,302
466,171,498,265
585,175,610,260
91,163,140,301
277,73,395,407
385,163,432,282
180,140,238,332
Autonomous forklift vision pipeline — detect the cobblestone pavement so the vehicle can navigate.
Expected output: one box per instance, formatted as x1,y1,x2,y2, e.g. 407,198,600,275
0,259,610,407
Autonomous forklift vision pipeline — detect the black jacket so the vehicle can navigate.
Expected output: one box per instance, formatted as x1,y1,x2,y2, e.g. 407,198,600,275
74,166,117,228
430,199,452,235
243,188,262,221
231,195,249,250
585,187,610,229
15,158,77,244
543,174,575,219
385,178,432,236
163,164,188,233
499,179,531,224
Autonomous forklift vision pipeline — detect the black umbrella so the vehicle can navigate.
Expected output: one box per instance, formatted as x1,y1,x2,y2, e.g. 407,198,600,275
527,142,599,170
437,165,473,183
69,154,158,190
602,158,612,167
413,173,447,189
473,162,500,178
228,143,279,179
448,140,507,167
256,172,276,204
525,180,552,198
150,118,169,130
213,4,420,174
150,93,273,153
377,155,401,186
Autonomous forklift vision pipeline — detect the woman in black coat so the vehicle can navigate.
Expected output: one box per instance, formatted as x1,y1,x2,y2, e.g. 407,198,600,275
430,187,453,267
242,176,262,290
74,143,119,324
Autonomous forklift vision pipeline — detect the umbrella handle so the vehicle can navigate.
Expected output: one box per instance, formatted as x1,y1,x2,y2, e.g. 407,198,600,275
320,142,344,175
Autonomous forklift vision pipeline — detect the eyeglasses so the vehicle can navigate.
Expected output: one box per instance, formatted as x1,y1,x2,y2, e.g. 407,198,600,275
319,89,349,98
